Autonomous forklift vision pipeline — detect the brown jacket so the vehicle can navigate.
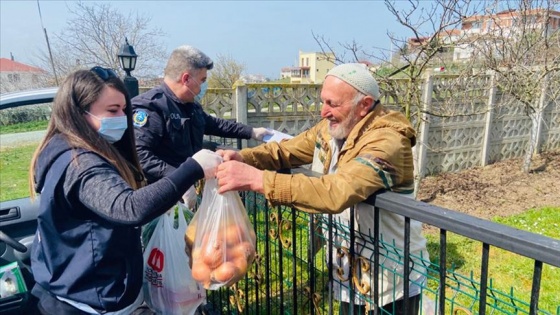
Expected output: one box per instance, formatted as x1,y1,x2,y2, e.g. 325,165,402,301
240,105,427,305
240,105,416,213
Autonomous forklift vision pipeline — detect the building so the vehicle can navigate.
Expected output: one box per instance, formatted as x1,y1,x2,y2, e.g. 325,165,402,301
406,8,560,62
281,51,336,84
461,8,560,37
0,57,47,93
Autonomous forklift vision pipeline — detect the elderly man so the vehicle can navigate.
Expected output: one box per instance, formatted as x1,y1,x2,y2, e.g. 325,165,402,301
216,63,428,315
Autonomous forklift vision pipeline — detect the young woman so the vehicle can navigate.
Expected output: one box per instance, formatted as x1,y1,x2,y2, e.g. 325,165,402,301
28,67,221,315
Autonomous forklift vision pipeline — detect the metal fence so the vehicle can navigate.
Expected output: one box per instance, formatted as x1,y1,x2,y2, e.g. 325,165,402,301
197,168,560,315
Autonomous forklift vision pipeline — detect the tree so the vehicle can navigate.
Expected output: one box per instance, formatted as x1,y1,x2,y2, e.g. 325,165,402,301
462,0,560,172
37,1,168,79
207,54,246,88
314,0,480,121
314,0,559,175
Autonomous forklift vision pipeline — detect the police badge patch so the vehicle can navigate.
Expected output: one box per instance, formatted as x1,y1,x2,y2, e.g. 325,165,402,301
133,110,148,127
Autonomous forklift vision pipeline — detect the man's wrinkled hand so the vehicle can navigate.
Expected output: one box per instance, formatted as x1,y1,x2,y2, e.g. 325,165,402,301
216,149,244,162
216,161,264,194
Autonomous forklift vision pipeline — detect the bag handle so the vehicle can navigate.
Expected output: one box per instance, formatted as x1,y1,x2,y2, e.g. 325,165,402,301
176,204,188,234
161,204,188,236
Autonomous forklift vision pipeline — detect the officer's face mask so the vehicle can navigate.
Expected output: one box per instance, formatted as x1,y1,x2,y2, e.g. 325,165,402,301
188,75,207,103
195,81,208,103
86,112,128,143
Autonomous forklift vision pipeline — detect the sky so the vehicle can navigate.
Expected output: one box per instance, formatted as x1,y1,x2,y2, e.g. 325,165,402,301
1,0,411,79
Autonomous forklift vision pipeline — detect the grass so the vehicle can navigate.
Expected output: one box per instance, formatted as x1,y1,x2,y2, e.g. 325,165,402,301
1,139,558,313
0,120,48,134
424,207,560,314
0,143,36,201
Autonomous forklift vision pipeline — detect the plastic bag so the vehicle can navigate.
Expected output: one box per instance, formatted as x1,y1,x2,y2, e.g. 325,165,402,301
421,294,437,315
142,203,194,250
143,205,205,315
182,185,198,210
0,261,27,299
185,178,256,290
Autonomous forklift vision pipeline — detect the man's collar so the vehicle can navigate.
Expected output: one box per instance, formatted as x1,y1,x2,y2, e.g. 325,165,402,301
161,82,193,105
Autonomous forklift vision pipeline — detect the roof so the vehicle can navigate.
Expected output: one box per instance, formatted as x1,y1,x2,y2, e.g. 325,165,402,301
463,8,560,23
0,58,45,73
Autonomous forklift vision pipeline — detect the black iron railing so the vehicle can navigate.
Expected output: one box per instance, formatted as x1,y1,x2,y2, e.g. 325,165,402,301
200,166,559,315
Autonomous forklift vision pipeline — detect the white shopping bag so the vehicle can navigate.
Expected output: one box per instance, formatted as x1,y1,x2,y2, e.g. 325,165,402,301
143,204,206,315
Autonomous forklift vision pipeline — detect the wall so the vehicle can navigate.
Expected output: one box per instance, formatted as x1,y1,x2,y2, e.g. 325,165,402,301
140,74,560,177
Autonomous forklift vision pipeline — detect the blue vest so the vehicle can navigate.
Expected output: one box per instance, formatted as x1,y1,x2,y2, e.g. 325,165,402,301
31,150,143,312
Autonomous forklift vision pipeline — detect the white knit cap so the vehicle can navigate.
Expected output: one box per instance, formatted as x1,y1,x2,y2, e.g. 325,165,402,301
326,63,380,100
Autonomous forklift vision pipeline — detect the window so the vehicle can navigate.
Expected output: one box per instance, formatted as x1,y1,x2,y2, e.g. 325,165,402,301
8,73,21,83
485,20,493,31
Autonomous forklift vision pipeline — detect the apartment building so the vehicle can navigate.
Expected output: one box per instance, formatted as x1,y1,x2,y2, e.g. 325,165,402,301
406,8,560,62
281,51,335,84
462,8,560,36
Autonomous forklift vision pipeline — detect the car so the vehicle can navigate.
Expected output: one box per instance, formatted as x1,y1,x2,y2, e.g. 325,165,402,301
0,87,58,110
0,87,222,314
0,87,57,314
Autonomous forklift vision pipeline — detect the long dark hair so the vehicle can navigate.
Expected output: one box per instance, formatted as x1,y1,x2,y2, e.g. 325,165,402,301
29,69,145,197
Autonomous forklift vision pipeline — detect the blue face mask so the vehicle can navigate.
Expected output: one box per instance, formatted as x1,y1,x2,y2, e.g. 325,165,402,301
195,81,208,103
87,112,128,143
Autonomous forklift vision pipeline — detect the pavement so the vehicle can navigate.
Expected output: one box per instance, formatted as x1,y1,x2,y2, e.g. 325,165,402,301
0,130,46,150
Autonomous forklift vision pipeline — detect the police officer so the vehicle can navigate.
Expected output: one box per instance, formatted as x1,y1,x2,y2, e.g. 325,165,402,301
132,45,270,187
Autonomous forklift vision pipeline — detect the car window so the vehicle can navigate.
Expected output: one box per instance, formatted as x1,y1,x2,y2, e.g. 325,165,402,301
0,102,52,201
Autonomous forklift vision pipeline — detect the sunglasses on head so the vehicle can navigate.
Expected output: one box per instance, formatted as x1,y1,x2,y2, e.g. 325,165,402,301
90,66,118,81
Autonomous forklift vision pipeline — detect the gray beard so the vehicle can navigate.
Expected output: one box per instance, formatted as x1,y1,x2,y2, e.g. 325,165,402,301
328,110,359,140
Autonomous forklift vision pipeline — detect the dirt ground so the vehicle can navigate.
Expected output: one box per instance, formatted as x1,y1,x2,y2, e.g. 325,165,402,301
416,150,560,220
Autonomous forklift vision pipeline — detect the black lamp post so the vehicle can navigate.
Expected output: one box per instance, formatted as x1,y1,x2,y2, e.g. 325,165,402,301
118,38,139,98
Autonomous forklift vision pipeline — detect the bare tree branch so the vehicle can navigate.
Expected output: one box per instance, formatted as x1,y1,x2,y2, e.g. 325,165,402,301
36,1,167,80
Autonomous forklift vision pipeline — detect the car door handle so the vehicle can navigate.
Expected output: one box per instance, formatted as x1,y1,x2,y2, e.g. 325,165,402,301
0,206,21,221
0,230,28,253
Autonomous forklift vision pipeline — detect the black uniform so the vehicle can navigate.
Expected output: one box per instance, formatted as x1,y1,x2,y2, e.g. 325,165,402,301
132,83,252,183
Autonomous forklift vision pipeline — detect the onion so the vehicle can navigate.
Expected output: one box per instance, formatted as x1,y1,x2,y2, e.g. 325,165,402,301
211,261,238,283
191,261,211,287
202,239,224,269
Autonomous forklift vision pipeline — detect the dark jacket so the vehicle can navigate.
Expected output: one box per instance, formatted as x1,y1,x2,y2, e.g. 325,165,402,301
132,83,252,183
31,134,203,313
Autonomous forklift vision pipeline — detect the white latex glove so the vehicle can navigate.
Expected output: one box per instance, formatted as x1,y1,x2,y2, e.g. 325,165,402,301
192,149,223,179
251,127,273,141
182,185,197,209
